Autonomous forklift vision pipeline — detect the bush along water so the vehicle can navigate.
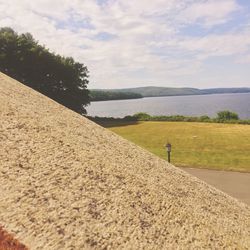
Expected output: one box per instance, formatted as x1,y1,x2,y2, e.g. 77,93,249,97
88,110,250,125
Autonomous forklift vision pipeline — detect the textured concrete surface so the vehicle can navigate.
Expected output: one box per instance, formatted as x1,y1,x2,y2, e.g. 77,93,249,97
0,72,250,249
181,167,250,205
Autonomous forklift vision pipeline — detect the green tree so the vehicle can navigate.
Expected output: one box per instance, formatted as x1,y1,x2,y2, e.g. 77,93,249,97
217,110,239,120
0,27,89,114
90,90,142,101
133,112,151,120
199,115,210,122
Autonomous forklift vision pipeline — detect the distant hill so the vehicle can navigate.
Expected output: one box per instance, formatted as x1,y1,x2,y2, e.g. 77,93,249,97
92,86,250,99
90,90,143,101
200,88,250,95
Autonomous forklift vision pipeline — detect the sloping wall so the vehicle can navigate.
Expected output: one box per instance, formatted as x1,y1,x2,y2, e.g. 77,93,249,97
0,72,249,249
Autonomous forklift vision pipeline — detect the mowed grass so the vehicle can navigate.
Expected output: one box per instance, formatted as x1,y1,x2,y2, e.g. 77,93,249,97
107,121,250,172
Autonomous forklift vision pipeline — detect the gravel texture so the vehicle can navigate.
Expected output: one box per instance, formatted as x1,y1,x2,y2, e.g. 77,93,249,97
0,72,250,249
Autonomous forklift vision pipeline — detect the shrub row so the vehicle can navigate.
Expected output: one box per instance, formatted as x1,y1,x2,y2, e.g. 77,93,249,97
88,111,250,125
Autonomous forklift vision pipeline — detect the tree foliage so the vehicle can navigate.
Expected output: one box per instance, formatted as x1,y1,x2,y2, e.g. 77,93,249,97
0,27,89,114
90,111,250,125
133,112,152,120
217,110,239,121
90,90,142,101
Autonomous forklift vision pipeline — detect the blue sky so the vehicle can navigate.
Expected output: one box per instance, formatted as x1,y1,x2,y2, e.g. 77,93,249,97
0,0,250,88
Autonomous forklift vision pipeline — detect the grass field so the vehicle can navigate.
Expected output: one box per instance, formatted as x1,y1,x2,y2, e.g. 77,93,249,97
105,121,250,172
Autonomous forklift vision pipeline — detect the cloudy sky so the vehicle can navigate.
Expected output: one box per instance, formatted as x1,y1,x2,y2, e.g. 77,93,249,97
1,0,250,89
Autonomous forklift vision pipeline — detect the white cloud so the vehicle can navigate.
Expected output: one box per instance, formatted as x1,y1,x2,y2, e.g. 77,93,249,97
177,31,250,58
235,54,250,64
0,0,249,88
180,0,240,27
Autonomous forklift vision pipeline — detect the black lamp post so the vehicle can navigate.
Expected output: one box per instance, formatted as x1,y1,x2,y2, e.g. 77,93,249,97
166,143,171,163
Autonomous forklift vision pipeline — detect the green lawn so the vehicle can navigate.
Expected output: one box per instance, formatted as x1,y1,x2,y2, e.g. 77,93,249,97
106,121,250,172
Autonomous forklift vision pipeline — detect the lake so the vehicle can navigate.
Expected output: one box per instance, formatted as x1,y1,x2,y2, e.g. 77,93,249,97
86,93,250,119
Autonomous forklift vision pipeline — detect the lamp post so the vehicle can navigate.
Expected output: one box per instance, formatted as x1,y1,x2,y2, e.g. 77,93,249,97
166,143,171,163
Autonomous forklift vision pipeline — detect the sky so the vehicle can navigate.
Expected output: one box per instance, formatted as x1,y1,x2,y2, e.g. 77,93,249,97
0,0,250,89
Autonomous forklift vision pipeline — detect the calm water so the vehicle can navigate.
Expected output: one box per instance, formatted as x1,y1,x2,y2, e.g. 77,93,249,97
86,93,250,119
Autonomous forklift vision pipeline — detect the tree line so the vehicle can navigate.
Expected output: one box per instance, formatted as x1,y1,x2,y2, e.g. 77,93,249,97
90,90,142,101
0,27,90,114
89,111,250,125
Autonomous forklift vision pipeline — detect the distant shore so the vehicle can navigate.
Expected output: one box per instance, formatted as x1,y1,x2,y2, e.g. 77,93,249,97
90,87,250,101
88,112,250,125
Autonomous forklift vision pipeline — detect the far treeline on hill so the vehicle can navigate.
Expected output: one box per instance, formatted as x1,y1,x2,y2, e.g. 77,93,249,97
90,90,142,101
90,86,250,101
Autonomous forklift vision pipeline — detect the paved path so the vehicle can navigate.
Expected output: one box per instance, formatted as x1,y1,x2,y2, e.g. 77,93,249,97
180,167,250,205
